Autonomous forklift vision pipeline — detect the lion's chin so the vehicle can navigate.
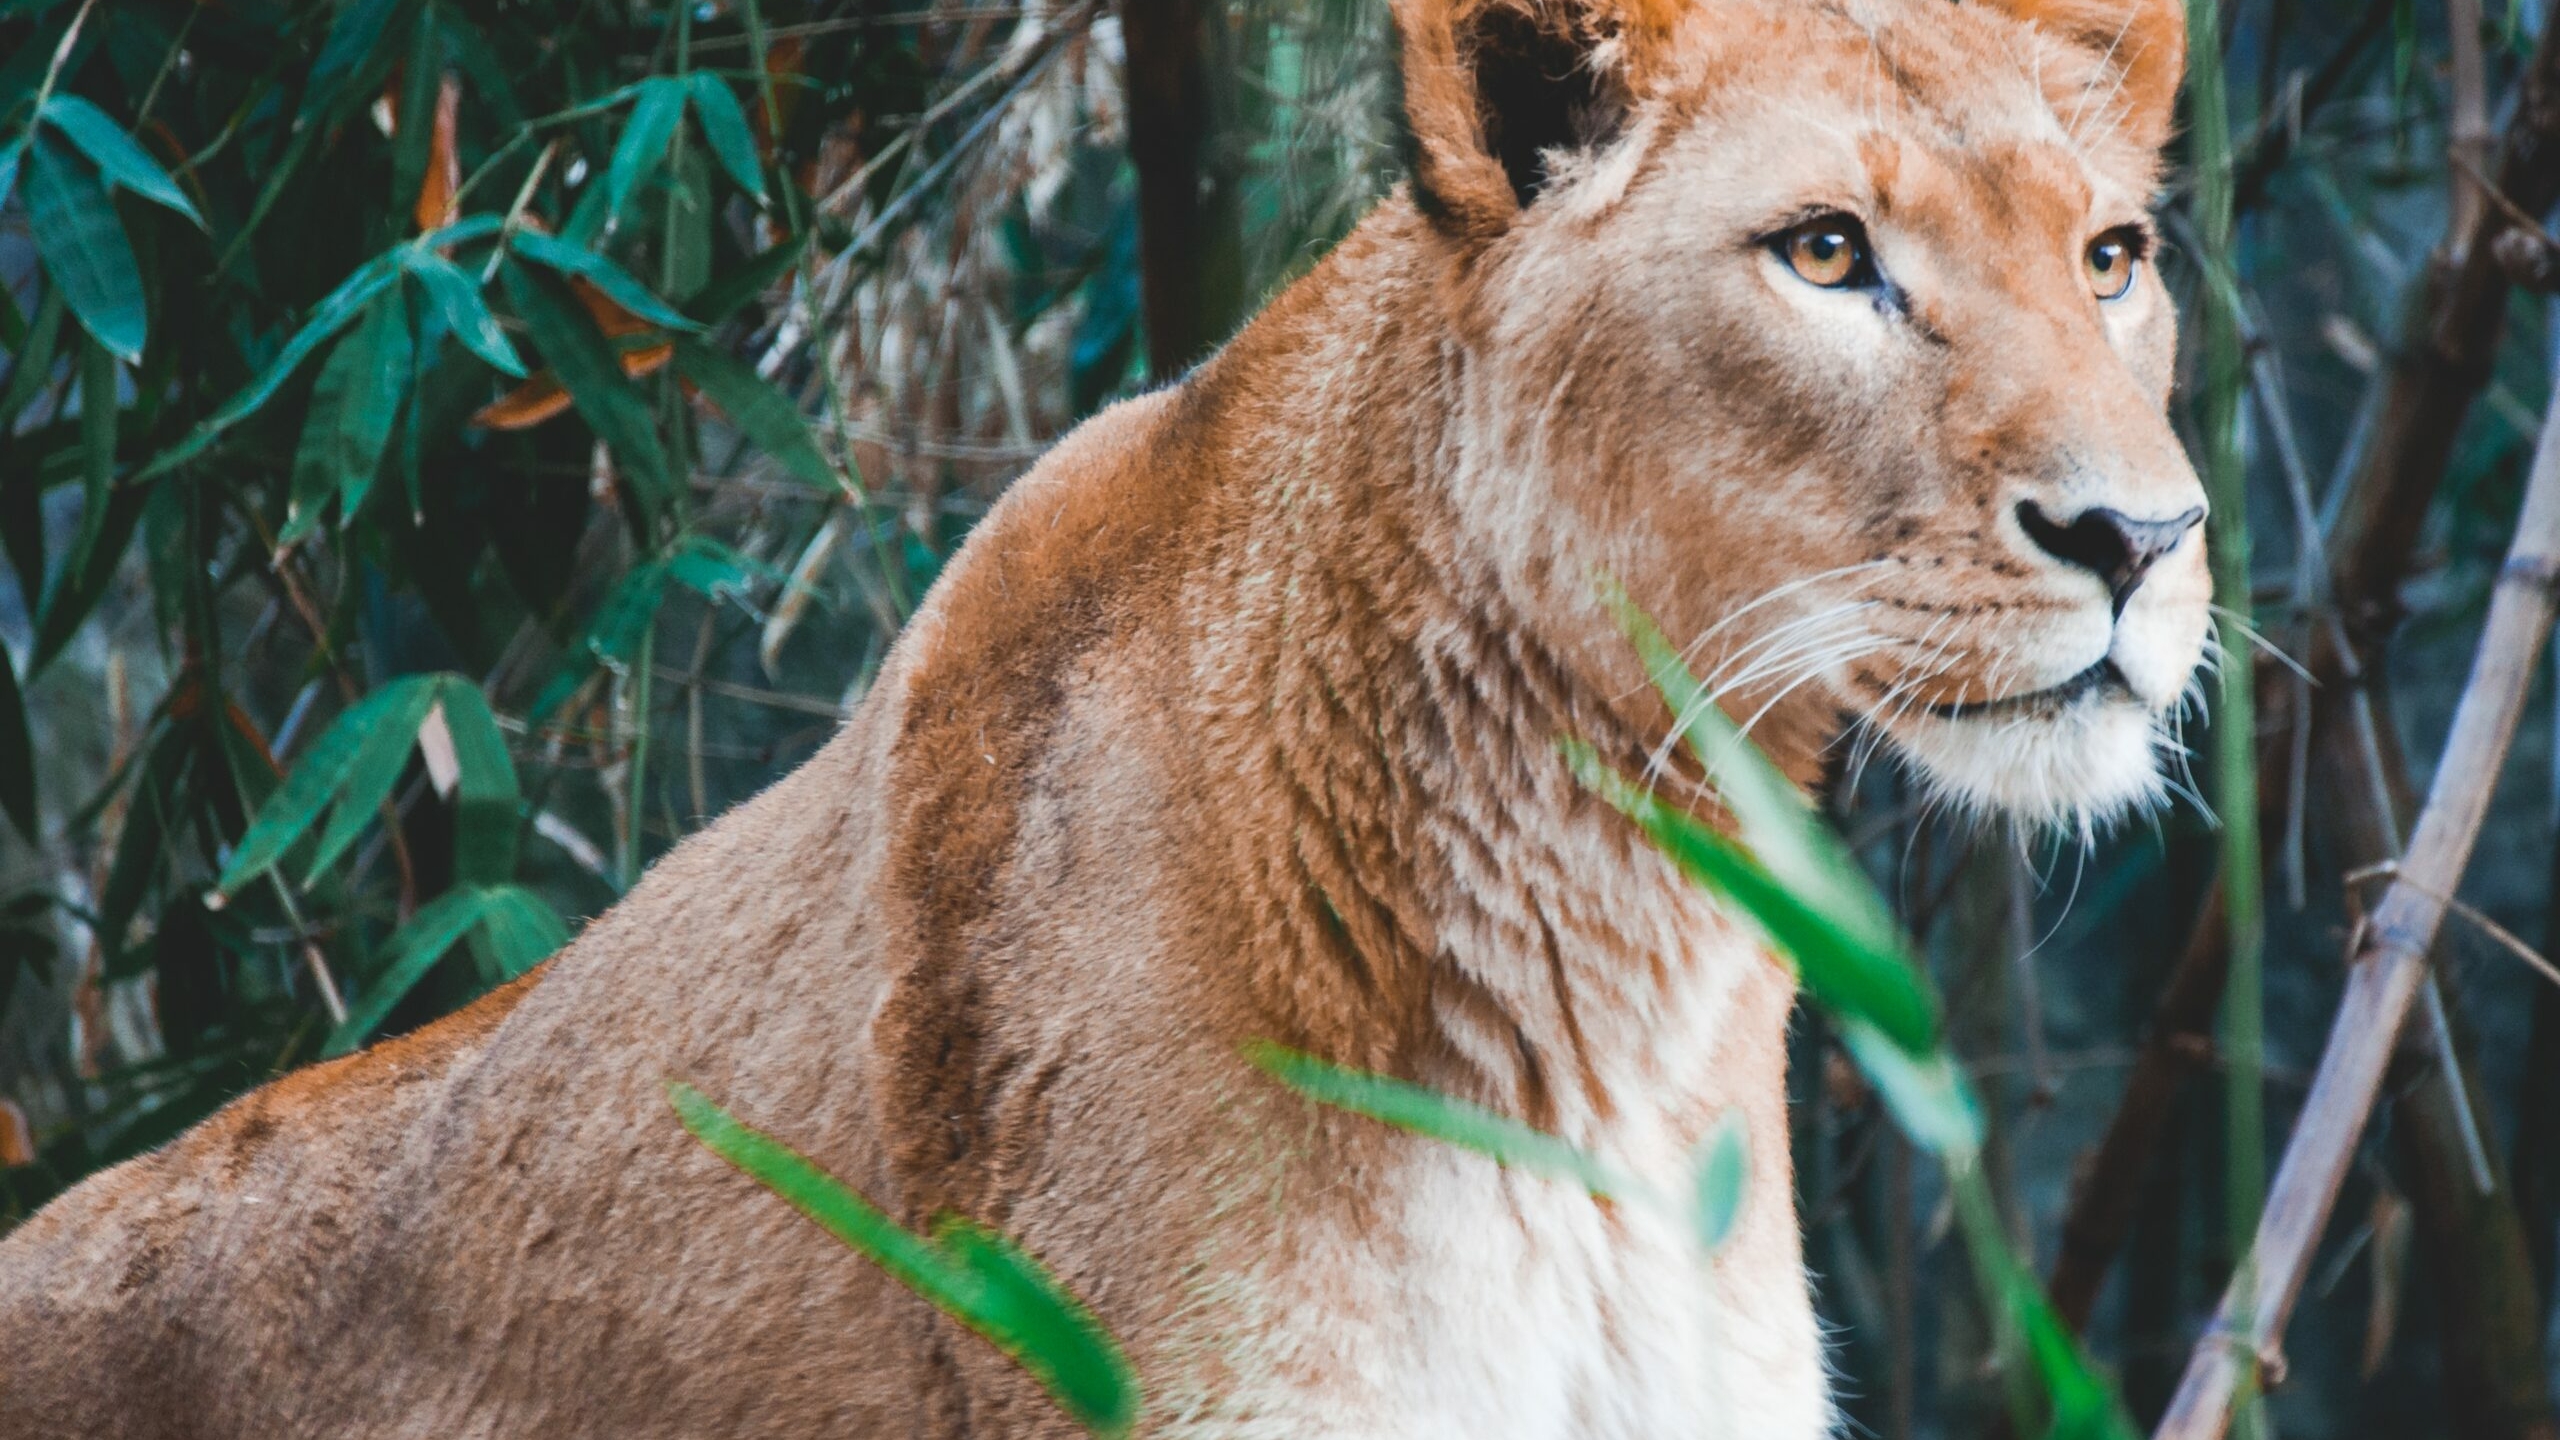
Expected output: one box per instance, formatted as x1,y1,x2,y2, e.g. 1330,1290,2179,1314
1884,694,2170,838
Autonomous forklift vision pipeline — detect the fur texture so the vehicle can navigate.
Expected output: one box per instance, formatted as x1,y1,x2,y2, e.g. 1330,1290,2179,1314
0,0,2205,1433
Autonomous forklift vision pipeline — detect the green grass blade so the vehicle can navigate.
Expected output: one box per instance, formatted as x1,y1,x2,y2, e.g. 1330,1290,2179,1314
667,1084,1139,1437
23,132,145,363
39,95,202,225
1244,1041,1633,1197
322,886,492,1056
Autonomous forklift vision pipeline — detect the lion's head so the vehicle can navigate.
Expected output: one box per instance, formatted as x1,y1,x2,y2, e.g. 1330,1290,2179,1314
1396,0,2210,835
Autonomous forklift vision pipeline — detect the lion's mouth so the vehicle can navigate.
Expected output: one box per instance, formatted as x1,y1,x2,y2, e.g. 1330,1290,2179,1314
1925,658,2129,720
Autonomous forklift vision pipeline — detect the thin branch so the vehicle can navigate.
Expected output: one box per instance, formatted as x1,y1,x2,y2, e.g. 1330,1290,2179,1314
2153,369,2560,1440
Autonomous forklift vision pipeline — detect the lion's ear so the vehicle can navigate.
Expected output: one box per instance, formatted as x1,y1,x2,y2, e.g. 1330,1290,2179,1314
1393,0,1673,238
1975,0,2187,151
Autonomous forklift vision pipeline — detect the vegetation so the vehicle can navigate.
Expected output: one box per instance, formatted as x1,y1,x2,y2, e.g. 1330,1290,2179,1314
4,0,2560,1436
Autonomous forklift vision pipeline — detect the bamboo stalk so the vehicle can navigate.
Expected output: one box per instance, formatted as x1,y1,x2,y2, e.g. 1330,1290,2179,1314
2152,381,2560,1440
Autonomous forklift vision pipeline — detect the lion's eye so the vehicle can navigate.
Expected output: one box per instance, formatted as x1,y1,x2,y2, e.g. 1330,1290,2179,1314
2086,228,2142,302
1778,215,1875,289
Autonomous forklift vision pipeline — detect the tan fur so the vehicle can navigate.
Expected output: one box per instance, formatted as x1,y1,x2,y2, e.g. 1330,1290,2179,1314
0,0,2202,1433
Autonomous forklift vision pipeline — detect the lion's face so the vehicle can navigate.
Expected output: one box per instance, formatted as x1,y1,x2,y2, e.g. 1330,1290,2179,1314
1414,0,2206,833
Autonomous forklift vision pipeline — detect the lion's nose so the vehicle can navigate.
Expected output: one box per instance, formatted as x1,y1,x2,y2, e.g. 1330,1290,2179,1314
2015,500,2205,615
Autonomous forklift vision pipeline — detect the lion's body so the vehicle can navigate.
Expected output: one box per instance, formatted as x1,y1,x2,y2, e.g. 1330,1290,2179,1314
0,0,2207,1433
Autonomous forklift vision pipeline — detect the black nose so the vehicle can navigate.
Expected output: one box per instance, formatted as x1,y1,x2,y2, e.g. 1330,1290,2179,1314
2016,501,2205,614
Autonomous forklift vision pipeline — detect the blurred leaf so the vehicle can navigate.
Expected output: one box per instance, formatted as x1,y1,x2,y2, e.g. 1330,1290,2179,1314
688,73,766,200
508,230,699,331
301,674,441,887
501,259,671,513
1568,747,1941,1058
663,534,772,602
29,475,146,675
300,0,414,127
2011,1270,2138,1440
1690,1110,1748,1252
0,139,20,214
406,253,527,378
37,95,203,226
605,77,689,229
674,339,832,488
1836,1018,1984,1163
412,72,461,233
1244,1041,1631,1197
668,1083,1139,1437
23,131,145,363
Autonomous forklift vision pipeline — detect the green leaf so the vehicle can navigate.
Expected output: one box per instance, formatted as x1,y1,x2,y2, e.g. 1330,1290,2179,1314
406,253,527,378
663,534,775,602
322,886,492,1056
1568,746,1940,1057
38,95,202,225
673,339,833,488
434,677,522,886
528,559,667,721
1689,1110,1748,1252
507,229,700,331
687,73,766,200
28,474,146,673
0,641,36,843
299,0,413,127
683,232,807,322
138,257,401,481
23,131,145,363
216,684,407,897
668,1084,1140,1437
1244,1041,1632,1198
0,139,21,214
1836,1017,1984,1162
301,674,442,888
282,291,410,545
500,259,671,512
2013,1272,2139,1440
468,884,566,981
605,77,689,230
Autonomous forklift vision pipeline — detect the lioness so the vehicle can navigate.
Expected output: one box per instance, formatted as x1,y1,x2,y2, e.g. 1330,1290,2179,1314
1,0,2208,1431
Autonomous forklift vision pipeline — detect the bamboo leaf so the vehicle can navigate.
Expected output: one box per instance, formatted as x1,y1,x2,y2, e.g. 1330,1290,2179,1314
507,230,699,332
433,677,521,886
674,339,833,488
216,683,410,897
605,77,689,229
687,72,766,200
300,675,442,888
500,259,670,512
468,884,566,980
1568,745,1941,1057
321,886,491,1056
138,257,401,481
1244,1041,1632,1198
0,642,35,843
668,1084,1139,1437
282,291,409,545
1836,1018,1984,1163
406,252,527,378
0,139,20,214
299,0,414,127
23,132,145,363
37,95,202,225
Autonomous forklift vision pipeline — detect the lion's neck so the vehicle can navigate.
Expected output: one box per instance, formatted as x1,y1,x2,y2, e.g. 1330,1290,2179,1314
1179,213,1794,1161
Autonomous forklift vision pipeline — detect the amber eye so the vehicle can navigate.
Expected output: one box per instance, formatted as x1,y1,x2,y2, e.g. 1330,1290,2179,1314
1779,215,1873,289
2086,228,2141,301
